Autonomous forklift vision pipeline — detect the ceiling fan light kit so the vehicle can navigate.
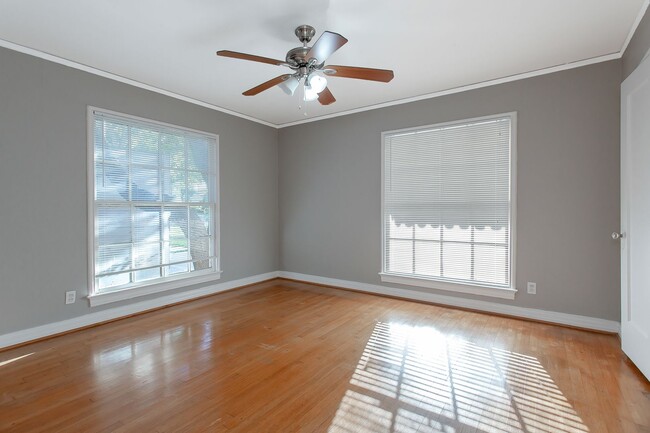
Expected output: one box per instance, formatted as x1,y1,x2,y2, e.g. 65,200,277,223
304,74,327,101
217,25,394,106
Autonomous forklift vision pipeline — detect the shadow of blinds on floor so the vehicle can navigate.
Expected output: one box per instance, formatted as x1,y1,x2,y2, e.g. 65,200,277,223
327,321,589,433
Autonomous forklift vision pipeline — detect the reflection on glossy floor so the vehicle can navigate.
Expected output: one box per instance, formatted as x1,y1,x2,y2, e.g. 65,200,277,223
1,280,649,432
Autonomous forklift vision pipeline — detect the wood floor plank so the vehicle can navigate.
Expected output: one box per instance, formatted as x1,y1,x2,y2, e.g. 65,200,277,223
1,279,649,432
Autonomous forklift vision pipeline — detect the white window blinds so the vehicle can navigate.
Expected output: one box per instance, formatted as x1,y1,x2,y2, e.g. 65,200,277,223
382,114,514,290
90,109,219,295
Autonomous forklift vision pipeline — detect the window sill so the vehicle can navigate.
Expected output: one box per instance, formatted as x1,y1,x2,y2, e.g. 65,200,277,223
88,271,223,307
379,273,517,300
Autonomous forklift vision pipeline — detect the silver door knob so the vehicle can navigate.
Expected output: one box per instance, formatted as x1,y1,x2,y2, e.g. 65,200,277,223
612,232,625,240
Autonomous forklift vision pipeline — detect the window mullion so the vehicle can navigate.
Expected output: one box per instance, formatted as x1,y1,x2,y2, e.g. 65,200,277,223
440,225,444,278
127,126,132,201
101,120,106,193
161,204,166,278
128,124,135,285
158,133,167,279
470,225,475,281
411,225,415,274
130,202,135,284
505,225,510,285
186,205,192,271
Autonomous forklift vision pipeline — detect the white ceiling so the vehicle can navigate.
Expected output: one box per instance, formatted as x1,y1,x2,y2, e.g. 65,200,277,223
0,0,646,127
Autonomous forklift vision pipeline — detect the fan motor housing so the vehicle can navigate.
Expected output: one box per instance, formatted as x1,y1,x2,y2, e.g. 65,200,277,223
286,47,310,67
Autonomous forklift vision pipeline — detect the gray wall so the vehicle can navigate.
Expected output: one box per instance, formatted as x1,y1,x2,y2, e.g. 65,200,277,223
279,60,621,321
0,43,625,335
0,47,279,335
624,6,650,80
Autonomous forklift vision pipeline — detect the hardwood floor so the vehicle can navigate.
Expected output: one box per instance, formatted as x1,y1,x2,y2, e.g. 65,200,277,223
1,279,649,433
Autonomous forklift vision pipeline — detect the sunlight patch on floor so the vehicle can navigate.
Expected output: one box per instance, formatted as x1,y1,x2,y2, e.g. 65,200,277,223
328,322,589,433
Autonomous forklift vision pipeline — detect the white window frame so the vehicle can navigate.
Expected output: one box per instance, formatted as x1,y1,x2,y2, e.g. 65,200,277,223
86,106,221,306
380,112,517,300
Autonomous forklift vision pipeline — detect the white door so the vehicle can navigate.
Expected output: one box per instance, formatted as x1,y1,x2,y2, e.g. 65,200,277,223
621,54,650,381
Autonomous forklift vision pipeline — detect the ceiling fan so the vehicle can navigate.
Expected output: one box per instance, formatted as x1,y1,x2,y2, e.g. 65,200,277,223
217,25,394,106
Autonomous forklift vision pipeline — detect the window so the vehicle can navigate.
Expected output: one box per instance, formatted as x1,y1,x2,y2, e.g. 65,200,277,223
381,113,516,299
88,107,220,304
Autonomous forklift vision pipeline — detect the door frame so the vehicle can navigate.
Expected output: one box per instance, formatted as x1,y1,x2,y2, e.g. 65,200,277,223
620,53,650,381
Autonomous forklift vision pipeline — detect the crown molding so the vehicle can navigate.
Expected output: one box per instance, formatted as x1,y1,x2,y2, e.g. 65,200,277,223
277,52,621,128
0,38,276,128
621,0,650,55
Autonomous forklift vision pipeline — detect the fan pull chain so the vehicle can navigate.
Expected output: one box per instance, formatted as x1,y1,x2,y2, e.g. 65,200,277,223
299,79,308,116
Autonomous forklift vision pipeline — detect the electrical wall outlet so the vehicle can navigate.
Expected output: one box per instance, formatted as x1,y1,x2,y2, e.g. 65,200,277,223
527,282,537,294
65,291,76,305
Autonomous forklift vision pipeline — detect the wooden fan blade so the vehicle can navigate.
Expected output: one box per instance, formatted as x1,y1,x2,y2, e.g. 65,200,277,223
243,75,292,96
306,31,348,64
323,65,394,82
217,50,286,66
317,87,336,106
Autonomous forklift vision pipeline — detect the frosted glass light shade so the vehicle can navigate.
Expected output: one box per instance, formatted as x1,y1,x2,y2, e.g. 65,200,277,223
304,86,319,101
308,75,327,93
278,76,299,95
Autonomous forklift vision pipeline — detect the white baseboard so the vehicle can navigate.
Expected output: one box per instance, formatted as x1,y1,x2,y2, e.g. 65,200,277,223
0,269,620,349
278,271,620,334
0,271,279,350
